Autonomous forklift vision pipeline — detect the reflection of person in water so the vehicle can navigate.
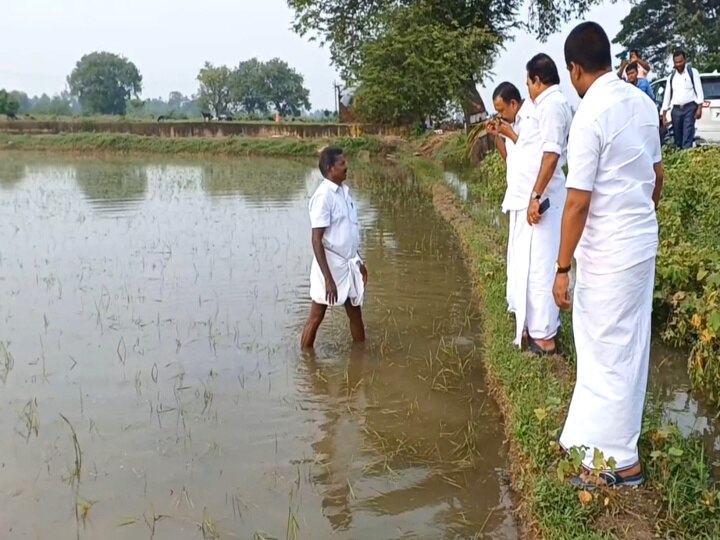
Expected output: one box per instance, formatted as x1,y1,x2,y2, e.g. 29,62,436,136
300,147,368,349
302,347,367,531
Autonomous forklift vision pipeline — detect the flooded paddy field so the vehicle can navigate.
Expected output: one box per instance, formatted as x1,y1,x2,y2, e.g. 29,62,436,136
0,155,516,539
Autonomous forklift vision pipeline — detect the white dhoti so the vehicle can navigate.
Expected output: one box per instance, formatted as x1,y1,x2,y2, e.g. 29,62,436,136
310,248,365,307
559,257,655,470
506,206,562,346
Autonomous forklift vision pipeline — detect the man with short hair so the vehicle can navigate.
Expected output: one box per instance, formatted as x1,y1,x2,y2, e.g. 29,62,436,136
486,82,534,321
619,49,651,80
554,21,664,487
300,146,368,349
661,49,704,149
625,62,655,101
519,53,573,355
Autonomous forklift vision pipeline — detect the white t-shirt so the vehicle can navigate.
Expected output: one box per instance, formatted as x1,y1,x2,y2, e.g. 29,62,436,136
566,72,661,274
308,178,360,260
504,86,572,212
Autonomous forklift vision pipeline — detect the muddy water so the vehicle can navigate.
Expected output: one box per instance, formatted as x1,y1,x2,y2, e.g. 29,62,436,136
0,155,516,540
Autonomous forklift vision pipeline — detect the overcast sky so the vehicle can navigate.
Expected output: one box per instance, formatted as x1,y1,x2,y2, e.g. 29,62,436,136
2,0,632,111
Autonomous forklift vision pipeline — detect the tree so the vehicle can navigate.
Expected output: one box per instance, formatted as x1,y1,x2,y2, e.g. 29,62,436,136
0,90,20,116
354,5,496,124
614,0,720,77
287,0,607,117
67,52,142,115
232,58,270,114
197,62,234,116
262,58,311,116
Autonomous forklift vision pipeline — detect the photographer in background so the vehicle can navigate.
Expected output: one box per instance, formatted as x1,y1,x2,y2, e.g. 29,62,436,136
625,62,655,101
618,49,651,80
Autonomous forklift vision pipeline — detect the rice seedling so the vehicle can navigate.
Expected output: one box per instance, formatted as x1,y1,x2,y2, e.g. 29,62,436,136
0,341,15,383
16,398,40,441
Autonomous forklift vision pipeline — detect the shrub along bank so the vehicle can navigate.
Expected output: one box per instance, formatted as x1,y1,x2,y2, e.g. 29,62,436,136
0,132,400,158
411,146,720,539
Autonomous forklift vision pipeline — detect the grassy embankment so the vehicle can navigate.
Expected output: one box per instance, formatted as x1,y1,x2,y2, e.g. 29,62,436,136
0,132,401,158
411,132,720,539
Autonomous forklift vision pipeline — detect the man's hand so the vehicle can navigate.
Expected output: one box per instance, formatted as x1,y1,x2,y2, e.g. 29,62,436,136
486,119,499,137
325,276,338,305
696,105,703,120
553,273,571,310
660,111,667,126
527,199,541,225
360,263,368,286
498,121,517,142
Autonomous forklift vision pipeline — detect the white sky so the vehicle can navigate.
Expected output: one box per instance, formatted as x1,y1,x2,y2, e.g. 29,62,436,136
1,0,632,111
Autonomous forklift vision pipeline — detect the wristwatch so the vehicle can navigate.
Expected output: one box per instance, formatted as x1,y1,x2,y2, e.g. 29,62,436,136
531,191,542,201
555,261,571,274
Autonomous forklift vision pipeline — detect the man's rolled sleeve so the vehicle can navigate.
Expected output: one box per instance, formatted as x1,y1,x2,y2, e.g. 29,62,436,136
538,102,566,155
566,117,601,192
309,191,332,228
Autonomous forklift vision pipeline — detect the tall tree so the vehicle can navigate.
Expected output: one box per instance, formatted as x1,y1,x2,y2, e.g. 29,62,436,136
262,58,311,116
67,52,142,115
354,6,495,124
232,58,270,114
197,62,234,116
614,0,720,76
287,0,606,117
0,90,20,116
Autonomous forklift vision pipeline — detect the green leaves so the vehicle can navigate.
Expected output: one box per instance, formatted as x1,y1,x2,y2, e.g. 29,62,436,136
67,52,142,116
614,0,720,76
0,90,20,116
287,0,606,122
197,58,311,118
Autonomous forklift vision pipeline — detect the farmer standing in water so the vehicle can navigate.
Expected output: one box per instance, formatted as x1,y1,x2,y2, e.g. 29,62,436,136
300,146,368,349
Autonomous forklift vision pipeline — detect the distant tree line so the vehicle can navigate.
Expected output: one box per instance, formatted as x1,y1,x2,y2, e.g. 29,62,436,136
196,58,311,118
1,51,319,121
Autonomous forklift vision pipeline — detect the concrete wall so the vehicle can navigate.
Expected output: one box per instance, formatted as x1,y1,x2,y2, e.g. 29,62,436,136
0,120,407,138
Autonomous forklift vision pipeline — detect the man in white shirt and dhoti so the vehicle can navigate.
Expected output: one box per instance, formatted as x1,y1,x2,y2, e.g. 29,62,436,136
497,54,572,355
486,82,533,326
554,22,664,487
300,146,368,349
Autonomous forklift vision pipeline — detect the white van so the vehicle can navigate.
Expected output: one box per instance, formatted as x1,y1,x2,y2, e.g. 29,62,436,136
650,72,720,145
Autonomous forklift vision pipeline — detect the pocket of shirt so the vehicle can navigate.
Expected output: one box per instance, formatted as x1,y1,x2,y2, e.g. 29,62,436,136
348,200,359,224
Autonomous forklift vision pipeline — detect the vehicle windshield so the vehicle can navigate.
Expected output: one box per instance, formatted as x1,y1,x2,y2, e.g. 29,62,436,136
701,76,720,100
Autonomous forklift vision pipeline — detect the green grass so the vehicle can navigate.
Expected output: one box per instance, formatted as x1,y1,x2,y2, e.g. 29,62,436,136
411,152,720,539
0,133,399,158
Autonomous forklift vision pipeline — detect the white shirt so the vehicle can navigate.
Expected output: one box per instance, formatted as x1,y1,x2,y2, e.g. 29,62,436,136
661,67,704,110
505,86,572,211
502,99,535,212
567,72,661,274
309,178,360,260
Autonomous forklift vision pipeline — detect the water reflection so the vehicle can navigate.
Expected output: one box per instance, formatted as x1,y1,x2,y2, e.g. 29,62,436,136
202,159,310,203
0,161,26,189
650,340,720,454
74,161,148,211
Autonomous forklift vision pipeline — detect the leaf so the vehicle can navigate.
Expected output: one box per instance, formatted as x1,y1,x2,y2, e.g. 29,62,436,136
697,268,709,282
668,446,684,457
578,490,593,505
534,408,548,421
592,448,606,471
650,450,664,460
